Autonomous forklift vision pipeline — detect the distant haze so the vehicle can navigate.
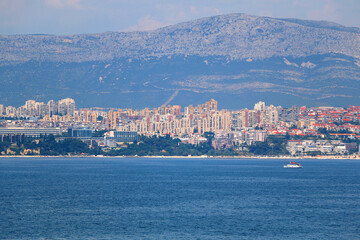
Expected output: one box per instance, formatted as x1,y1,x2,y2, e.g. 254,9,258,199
0,0,359,35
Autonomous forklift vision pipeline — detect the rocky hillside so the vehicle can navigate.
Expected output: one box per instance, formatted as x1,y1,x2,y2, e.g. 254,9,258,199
0,13,359,108
1,13,360,63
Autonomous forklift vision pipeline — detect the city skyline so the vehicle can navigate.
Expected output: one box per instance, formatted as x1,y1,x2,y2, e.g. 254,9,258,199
1,97,359,157
1,96,358,113
1,1,359,239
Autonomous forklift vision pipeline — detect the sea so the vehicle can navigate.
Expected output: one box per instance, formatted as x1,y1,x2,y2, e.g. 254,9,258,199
0,157,359,240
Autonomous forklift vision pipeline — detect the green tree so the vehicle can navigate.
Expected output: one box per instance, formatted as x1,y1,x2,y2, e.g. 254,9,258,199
92,130,107,137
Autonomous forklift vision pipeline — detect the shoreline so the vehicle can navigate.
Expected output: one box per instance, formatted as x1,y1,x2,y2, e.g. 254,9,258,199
1,155,359,160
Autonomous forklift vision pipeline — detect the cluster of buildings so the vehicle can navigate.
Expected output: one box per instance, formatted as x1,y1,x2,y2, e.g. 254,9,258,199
113,99,231,135
112,100,280,136
296,105,360,134
286,140,357,156
0,98,75,119
1,97,360,155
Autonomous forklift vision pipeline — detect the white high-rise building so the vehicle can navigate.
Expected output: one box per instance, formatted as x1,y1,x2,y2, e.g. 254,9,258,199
57,98,75,116
35,102,46,117
254,101,265,112
47,100,57,116
5,106,16,117
25,100,36,116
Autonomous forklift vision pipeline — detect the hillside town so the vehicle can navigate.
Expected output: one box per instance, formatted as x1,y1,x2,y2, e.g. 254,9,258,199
0,98,360,157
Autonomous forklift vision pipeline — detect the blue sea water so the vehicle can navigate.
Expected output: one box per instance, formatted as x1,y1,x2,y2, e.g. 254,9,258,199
0,158,359,240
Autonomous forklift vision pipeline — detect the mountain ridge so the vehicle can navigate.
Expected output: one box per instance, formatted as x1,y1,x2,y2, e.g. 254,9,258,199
1,13,360,63
0,13,360,108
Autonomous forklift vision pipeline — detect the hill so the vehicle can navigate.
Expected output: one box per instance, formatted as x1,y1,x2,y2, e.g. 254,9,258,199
0,13,360,108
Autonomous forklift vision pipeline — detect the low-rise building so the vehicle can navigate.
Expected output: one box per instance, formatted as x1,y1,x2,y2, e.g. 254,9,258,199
0,127,61,137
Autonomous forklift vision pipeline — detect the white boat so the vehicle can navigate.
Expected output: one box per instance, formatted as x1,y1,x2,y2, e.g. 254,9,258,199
283,161,302,168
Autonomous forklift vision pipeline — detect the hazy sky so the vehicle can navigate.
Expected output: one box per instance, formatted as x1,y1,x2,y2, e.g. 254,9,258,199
1,0,359,35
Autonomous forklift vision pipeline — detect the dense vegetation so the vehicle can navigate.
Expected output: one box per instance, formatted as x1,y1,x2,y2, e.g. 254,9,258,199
106,134,236,157
1,134,236,156
0,141,11,153
92,130,108,137
2,131,357,156
23,135,93,155
0,135,94,156
248,135,289,156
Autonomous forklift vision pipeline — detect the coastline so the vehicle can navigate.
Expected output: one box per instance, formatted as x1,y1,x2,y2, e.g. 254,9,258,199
1,155,359,160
